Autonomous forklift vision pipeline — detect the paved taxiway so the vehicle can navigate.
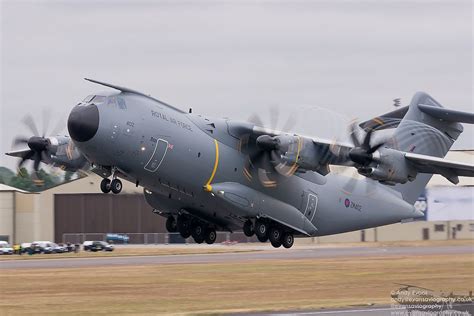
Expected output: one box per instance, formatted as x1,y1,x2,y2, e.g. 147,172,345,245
236,304,474,315
1,245,471,269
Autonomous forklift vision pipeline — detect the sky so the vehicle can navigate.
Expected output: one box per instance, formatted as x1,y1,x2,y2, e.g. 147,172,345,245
1,0,472,169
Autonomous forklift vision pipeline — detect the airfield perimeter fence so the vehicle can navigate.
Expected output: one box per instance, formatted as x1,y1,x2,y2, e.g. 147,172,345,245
62,232,258,245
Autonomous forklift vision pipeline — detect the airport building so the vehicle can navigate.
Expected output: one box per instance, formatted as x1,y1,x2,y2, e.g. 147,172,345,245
0,150,473,245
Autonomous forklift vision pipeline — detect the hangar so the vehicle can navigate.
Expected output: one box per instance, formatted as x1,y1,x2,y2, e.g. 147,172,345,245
0,150,473,244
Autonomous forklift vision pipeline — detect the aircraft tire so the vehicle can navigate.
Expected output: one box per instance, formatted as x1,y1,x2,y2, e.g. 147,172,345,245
257,234,268,242
281,232,294,249
177,215,191,239
100,178,111,193
191,222,206,241
204,228,217,244
243,220,254,237
255,219,268,240
270,239,282,248
165,216,177,233
110,179,122,194
269,226,282,245
193,235,204,244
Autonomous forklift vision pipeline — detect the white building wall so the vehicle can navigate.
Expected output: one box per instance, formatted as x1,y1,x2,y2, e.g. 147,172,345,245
0,191,14,243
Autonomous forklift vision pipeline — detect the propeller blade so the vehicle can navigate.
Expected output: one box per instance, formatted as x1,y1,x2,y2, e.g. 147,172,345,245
281,111,298,133
362,128,374,150
367,142,384,154
248,114,264,128
342,175,358,194
348,122,361,147
21,114,40,137
33,151,42,171
269,106,279,131
256,152,277,188
13,137,29,147
42,108,51,137
50,115,66,136
18,150,34,169
41,150,53,165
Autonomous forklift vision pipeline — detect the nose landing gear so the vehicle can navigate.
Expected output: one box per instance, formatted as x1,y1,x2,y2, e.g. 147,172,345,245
100,178,122,194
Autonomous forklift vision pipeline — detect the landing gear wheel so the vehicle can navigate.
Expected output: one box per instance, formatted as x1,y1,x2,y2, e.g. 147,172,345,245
110,179,122,194
270,239,282,248
191,223,206,243
177,215,191,239
269,227,282,248
100,178,111,193
255,219,268,242
243,220,254,237
205,228,217,244
282,232,294,249
166,216,177,233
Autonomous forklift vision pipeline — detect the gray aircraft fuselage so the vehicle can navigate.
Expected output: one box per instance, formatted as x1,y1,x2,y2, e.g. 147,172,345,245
68,90,421,236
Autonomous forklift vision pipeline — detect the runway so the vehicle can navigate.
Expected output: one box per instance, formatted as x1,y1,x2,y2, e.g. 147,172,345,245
1,244,472,269
236,304,474,315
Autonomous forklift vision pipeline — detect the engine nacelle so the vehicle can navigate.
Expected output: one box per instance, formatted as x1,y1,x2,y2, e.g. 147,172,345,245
360,148,418,184
276,136,331,175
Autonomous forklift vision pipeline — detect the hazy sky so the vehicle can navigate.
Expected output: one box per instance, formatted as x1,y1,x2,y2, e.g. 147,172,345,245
1,0,472,169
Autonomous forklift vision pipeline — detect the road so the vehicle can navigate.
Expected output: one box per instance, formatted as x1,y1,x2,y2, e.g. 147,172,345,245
1,244,472,269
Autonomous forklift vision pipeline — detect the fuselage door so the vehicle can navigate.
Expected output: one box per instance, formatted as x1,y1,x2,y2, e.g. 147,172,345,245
302,191,318,223
144,138,169,172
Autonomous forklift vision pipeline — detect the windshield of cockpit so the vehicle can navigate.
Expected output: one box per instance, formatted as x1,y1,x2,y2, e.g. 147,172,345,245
81,95,127,109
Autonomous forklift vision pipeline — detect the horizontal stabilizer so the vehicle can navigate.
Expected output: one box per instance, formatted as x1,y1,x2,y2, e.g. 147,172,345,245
405,152,474,184
418,104,474,124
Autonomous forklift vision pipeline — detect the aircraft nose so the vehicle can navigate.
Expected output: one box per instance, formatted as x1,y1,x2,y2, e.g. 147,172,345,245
67,104,99,142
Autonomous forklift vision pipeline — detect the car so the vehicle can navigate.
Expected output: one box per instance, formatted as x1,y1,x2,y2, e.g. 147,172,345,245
83,241,94,251
31,241,56,254
106,233,129,244
0,241,13,255
88,241,114,252
21,242,42,254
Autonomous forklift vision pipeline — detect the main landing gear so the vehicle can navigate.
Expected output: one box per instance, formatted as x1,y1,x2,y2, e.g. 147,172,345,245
247,218,294,249
168,214,217,245
100,178,122,194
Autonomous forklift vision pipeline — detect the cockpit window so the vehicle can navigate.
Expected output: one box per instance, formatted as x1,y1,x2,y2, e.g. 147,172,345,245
91,96,106,104
117,97,127,109
83,95,95,103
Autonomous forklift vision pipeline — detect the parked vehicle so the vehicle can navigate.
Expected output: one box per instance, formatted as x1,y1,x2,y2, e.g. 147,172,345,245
106,233,129,244
21,242,41,254
83,241,94,251
31,241,56,254
0,241,13,255
88,241,114,252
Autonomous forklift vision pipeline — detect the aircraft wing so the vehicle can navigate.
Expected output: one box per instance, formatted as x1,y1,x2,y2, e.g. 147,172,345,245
405,152,474,183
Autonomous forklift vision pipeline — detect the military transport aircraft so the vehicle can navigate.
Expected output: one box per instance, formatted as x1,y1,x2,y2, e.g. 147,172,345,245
6,79,474,248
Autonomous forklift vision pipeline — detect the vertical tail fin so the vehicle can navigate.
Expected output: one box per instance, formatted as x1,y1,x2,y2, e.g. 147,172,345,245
388,92,464,204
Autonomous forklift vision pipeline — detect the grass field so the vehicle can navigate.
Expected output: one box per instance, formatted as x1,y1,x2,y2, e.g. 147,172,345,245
1,245,473,315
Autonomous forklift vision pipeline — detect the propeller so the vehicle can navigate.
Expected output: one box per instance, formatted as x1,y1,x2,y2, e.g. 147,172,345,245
339,119,388,196
347,122,384,168
240,106,300,188
11,112,63,185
